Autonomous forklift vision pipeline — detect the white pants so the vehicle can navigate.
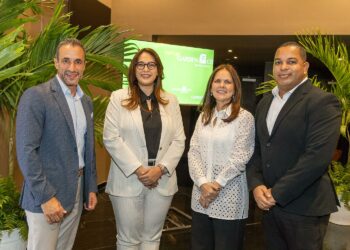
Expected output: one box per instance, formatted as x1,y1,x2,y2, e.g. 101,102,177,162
109,188,173,250
25,177,83,250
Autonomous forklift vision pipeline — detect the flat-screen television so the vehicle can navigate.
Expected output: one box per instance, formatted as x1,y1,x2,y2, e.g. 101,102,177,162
123,40,214,106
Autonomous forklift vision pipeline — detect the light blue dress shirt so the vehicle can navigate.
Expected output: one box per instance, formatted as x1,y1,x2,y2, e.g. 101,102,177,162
56,75,87,168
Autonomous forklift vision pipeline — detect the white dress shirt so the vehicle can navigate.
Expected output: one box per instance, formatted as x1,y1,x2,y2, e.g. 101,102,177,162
57,75,87,168
266,78,307,135
188,107,255,220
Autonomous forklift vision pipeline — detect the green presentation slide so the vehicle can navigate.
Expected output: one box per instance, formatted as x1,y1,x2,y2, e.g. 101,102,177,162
123,40,214,105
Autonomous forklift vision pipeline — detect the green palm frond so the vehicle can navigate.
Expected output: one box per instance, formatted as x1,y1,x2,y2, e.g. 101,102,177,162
82,25,130,57
81,25,137,92
0,0,134,178
86,53,128,76
255,75,321,96
27,1,84,70
0,27,27,85
0,176,28,240
92,96,110,146
0,27,28,113
255,76,276,96
81,62,122,93
297,33,350,141
0,0,42,34
329,161,350,208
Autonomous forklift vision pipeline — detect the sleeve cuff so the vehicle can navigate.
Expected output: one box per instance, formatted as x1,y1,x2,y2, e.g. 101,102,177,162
215,176,228,187
196,177,208,187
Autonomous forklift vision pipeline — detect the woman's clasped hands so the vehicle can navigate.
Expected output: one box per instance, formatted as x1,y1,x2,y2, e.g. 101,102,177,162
199,182,221,208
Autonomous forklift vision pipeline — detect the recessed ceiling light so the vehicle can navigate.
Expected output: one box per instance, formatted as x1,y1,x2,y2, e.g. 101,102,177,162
228,49,233,53
234,56,238,59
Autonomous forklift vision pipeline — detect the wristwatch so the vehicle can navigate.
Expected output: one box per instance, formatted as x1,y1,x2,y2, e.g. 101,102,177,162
158,164,168,175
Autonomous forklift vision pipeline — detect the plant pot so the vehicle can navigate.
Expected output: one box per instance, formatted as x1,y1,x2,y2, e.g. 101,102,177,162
329,202,350,226
0,229,26,250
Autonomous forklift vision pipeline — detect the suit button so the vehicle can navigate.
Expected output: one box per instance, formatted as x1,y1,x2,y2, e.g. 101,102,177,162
266,142,271,147
159,147,162,151
266,163,271,168
74,147,77,152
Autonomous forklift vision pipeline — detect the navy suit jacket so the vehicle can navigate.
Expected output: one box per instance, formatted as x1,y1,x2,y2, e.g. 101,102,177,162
248,80,341,216
16,77,97,213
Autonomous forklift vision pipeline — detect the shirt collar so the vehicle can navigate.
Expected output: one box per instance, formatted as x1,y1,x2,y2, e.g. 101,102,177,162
56,74,84,99
272,77,308,98
214,104,232,119
140,90,156,103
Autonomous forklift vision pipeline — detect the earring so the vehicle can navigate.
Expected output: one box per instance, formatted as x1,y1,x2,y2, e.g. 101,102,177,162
210,92,213,96
232,95,236,102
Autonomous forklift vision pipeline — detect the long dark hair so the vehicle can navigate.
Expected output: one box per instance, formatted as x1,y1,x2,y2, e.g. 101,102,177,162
201,64,242,125
122,48,168,110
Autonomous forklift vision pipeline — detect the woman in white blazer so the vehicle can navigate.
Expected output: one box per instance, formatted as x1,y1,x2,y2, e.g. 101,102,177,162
103,48,185,250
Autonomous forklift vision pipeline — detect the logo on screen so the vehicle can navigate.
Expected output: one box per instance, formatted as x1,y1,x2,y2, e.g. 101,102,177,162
199,54,207,64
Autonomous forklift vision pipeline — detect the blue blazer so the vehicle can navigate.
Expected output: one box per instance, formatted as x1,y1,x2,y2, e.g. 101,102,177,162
16,77,97,213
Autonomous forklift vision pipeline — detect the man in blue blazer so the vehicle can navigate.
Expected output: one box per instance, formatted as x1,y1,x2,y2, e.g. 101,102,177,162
248,42,341,250
16,38,97,250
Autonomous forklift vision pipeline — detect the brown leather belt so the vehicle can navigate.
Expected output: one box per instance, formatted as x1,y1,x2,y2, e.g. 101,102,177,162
78,168,84,177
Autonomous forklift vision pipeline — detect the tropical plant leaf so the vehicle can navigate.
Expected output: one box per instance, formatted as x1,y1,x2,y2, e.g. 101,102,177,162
81,61,122,92
255,74,321,96
0,41,26,69
0,62,28,82
0,0,133,179
297,32,350,141
0,0,42,34
329,161,350,209
86,53,128,76
92,96,110,146
0,177,28,240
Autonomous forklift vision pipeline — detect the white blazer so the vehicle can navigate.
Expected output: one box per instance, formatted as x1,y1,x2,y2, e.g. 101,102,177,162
103,88,186,197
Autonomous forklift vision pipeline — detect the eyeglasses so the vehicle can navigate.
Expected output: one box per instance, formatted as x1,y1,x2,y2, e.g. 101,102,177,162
135,62,157,70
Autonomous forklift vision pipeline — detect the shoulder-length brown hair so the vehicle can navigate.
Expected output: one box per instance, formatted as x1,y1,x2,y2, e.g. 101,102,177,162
122,48,168,110
201,64,242,125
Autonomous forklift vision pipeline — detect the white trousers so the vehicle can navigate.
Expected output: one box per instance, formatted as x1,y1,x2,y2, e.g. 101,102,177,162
25,176,83,250
109,188,173,250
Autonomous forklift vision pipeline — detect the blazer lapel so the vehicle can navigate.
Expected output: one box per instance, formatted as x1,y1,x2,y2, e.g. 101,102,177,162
259,93,274,137
50,78,76,141
130,106,147,147
158,104,168,149
270,81,310,137
81,95,93,137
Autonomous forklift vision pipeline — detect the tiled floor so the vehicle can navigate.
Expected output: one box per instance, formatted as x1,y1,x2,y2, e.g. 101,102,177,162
73,185,350,250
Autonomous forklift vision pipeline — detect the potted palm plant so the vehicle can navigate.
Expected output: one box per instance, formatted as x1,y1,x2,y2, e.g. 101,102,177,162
0,177,27,249
0,0,137,247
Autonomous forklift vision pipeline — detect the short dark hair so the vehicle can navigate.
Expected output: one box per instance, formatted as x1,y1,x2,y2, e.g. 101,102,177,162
276,41,307,61
55,38,86,60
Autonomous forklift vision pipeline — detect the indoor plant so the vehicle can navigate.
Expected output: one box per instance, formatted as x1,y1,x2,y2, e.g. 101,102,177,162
298,33,350,213
0,176,27,248
0,0,136,247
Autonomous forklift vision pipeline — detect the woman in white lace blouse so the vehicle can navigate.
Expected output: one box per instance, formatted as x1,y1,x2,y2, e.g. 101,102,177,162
188,64,255,250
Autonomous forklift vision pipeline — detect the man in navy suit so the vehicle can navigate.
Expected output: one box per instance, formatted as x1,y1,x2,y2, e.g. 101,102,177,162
16,38,97,250
248,42,341,250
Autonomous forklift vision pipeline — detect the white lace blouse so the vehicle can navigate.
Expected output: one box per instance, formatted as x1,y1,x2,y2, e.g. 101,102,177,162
188,107,255,220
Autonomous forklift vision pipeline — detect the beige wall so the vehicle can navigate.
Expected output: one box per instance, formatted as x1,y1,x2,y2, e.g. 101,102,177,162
111,0,350,38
